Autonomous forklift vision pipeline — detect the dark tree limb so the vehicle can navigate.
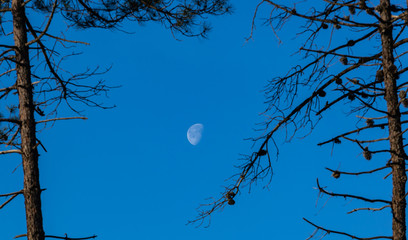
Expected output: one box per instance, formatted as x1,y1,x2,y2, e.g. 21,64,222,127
45,234,97,240
316,179,391,204
14,234,97,239
304,218,392,240
325,166,389,177
0,191,22,210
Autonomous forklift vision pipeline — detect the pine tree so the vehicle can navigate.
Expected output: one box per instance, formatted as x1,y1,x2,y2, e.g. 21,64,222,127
0,1,231,239
193,1,408,239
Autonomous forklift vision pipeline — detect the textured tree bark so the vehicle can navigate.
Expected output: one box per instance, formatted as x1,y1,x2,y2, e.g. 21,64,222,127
380,1,406,240
12,0,45,239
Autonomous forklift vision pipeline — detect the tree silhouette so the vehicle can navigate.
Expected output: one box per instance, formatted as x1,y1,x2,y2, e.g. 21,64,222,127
0,0,231,240
192,1,408,240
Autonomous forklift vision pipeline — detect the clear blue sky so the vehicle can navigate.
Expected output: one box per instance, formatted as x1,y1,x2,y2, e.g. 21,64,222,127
1,1,390,239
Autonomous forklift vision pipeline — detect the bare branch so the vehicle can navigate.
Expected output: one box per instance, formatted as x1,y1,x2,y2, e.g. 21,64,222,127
0,118,21,125
15,234,97,240
0,191,23,210
0,190,23,197
45,235,97,240
348,205,390,214
25,17,68,97
25,0,58,46
0,149,22,155
36,117,88,124
316,179,391,204
326,166,389,177
303,218,392,240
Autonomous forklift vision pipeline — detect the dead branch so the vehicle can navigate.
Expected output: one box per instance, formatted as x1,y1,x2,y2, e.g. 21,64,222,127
326,166,389,177
25,17,68,97
14,234,97,239
36,117,88,124
348,205,390,214
0,118,21,125
25,0,58,46
342,135,389,144
45,235,97,240
303,218,392,240
0,190,23,197
35,32,90,45
0,192,22,210
264,0,377,28
316,179,391,204
0,149,22,155
356,115,387,120
317,120,408,146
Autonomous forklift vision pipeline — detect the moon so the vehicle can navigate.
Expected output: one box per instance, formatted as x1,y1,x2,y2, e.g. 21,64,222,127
187,123,204,145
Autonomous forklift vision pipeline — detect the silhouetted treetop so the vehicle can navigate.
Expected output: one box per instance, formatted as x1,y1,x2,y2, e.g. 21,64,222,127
0,0,231,239
191,3,408,240
17,0,231,36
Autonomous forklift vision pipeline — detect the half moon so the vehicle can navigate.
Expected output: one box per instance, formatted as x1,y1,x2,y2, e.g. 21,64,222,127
187,123,204,145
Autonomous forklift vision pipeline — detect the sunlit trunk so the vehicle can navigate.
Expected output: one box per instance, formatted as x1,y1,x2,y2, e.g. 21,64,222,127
12,0,44,239
380,1,406,240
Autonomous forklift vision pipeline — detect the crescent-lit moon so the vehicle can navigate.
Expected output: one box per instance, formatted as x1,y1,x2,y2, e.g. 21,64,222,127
187,123,204,145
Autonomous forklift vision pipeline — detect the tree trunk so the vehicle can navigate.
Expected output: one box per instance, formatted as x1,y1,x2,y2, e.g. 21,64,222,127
12,0,45,240
380,1,406,240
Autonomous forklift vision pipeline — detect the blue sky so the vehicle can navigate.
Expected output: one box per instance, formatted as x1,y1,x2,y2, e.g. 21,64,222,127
1,1,392,239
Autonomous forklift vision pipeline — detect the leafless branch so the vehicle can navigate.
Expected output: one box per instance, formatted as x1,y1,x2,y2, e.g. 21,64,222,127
325,166,389,177
0,190,23,197
0,149,22,155
36,117,88,124
303,218,392,240
316,179,391,204
25,0,58,46
0,191,22,210
348,205,390,214
45,234,97,240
